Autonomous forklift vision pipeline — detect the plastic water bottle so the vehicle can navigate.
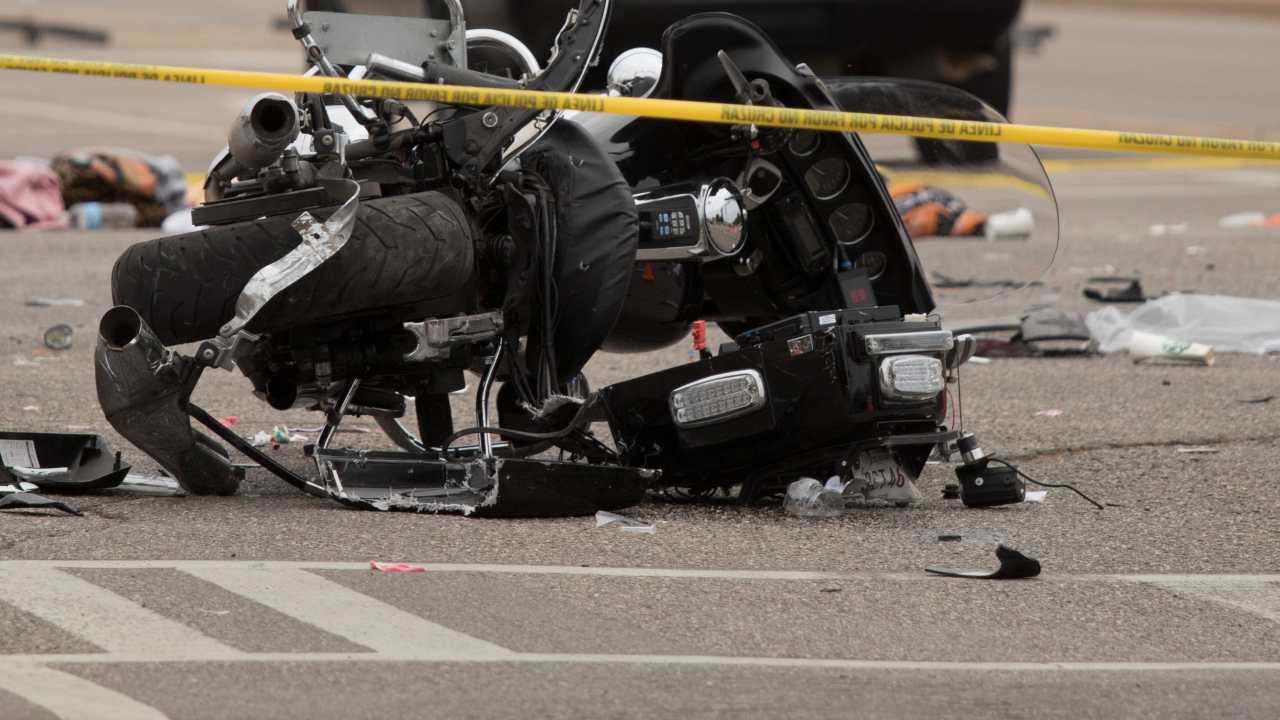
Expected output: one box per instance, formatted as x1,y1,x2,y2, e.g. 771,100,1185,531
68,202,138,230
784,477,846,518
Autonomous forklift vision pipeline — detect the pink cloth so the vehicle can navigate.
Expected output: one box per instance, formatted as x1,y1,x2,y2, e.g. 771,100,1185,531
0,161,67,230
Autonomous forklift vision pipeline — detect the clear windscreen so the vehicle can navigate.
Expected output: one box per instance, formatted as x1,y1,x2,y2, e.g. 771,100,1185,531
823,77,1059,310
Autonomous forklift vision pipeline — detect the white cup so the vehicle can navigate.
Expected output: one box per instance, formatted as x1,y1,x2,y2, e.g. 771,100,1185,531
1128,330,1214,366
985,207,1034,241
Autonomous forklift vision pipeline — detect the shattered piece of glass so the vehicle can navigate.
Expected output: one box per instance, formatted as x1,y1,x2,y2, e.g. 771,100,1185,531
595,510,657,534
0,492,83,516
1176,446,1220,455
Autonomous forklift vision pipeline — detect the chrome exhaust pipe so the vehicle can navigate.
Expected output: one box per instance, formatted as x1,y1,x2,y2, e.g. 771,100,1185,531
227,92,300,171
94,306,243,496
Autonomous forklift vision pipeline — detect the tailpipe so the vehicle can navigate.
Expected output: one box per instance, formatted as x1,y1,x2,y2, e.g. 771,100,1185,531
95,306,243,496
227,92,300,171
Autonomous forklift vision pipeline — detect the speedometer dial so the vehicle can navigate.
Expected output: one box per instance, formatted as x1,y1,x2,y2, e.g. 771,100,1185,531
854,250,888,280
804,158,850,201
788,130,821,157
829,203,874,246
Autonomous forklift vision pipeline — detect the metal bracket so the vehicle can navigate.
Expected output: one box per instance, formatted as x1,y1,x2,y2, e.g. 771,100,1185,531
403,311,505,362
197,178,362,370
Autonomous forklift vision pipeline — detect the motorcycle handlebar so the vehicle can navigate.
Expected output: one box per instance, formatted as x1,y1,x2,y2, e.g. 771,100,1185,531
421,61,521,91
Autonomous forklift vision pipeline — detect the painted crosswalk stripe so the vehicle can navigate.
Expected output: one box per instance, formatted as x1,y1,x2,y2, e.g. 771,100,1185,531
181,565,514,660
5,665,169,720
0,566,240,659
1123,575,1280,625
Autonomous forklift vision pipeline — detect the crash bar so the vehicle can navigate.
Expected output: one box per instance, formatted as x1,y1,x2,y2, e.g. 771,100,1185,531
2,53,1279,161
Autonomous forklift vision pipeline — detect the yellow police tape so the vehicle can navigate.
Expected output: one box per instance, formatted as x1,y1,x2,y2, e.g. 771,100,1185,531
4,53,1280,162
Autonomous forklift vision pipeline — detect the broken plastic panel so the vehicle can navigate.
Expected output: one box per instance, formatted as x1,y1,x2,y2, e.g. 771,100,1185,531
0,491,83,516
0,432,131,491
926,544,1041,580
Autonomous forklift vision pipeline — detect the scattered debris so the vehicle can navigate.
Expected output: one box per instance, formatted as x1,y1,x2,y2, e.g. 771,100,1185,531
42,324,73,351
1219,211,1266,229
0,479,38,494
931,272,1041,290
1035,409,1064,418
1176,446,1220,455
1184,245,1207,256
0,492,83,517
1087,295,1280,356
110,473,183,496
1238,395,1275,405
369,560,427,573
967,356,992,365
252,426,309,449
1148,223,1187,237
954,311,1094,358
21,405,38,412
926,544,1041,580
218,416,240,428
595,510,657,533
0,432,130,490
53,149,188,228
938,533,963,542
784,477,846,517
1127,331,1214,365
1083,277,1147,303
25,297,85,307
1024,490,1048,503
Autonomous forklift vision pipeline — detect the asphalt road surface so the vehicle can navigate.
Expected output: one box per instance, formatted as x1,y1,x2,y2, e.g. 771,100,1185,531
1,3,1279,719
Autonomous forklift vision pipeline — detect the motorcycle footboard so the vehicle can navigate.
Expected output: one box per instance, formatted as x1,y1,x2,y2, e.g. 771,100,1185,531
313,449,652,518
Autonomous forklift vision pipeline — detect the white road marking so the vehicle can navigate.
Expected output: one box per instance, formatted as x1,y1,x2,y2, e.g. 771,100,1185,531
181,565,514,660
0,558,1278,717
0,566,240,659
0,652,1278,673
5,665,170,720
1120,575,1280,624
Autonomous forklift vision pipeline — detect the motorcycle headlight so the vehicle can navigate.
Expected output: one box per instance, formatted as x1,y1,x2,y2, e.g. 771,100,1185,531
879,355,945,401
670,370,766,427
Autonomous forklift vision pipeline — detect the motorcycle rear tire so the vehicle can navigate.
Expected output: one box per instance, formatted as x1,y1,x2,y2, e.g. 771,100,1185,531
112,191,475,346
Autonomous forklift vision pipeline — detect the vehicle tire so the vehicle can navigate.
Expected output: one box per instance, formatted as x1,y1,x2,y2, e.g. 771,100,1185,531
112,191,476,346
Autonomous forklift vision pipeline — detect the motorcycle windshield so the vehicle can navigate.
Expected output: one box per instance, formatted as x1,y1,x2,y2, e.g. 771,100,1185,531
823,77,1060,311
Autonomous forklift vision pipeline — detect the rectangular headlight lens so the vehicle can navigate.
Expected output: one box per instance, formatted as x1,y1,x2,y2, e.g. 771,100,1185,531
879,355,945,400
864,330,953,356
670,370,766,427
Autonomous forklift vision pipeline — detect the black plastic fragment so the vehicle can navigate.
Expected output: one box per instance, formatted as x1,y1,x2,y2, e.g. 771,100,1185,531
0,492,83,517
1083,277,1147,303
926,544,1041,579
0,432,131,491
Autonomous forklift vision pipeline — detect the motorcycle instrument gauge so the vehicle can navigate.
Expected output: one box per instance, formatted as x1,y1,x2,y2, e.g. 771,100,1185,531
788,130,821,158
829,203,874,246
854,250,888,280
804,158,850,201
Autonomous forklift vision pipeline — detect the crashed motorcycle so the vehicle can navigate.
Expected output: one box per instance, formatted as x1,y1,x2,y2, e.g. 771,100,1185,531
95,0,1058,516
